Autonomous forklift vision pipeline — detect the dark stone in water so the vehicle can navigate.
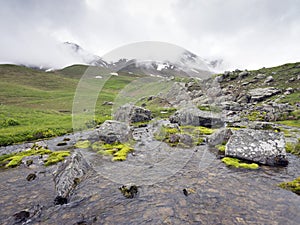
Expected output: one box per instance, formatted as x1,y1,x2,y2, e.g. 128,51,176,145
74,221,88,225
14,210,30,222
26,173,36,181
54,196,68,205
274,156,289,167
57,142,67,146
119,185,138,198
26,159,33,166
73,216,97,225
183,188,188,196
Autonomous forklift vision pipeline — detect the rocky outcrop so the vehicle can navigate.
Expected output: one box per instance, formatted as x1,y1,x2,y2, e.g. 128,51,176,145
169,106,224,128
248,87,280,102
97,120,132,144
159,82,191,106
225,129,288,166
114,103,152,123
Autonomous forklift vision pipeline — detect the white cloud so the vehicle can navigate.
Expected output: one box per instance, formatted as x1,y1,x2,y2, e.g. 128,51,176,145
0,0,300,70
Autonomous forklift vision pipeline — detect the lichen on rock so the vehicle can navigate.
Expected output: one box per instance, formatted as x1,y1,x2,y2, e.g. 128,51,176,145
225,129,288,166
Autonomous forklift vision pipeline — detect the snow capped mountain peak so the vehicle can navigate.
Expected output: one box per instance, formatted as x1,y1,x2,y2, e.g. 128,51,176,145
63,42,81,52
62,42,108,67
5,40,223,75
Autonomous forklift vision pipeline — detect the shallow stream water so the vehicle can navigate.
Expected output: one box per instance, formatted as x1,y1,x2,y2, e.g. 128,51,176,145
0,127,299,224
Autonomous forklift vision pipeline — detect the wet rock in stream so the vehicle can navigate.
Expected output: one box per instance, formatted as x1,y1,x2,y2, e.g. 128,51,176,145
26,173,36,181
13,210,30,223
119,185,139,198
54,196,68,205
53,151,91,199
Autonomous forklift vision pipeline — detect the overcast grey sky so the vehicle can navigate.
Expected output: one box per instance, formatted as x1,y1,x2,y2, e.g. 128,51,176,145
0,0,299,70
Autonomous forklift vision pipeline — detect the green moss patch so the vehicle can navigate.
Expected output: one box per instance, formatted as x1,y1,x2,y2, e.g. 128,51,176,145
245,111,266,121
278,177,300,195
181,125,215,135
74,140,91,149
92,142,134,161
155,125,213,147
285,140,300,156
222,157,259,169
1,148,52,168
0,146,70,168
44,151,70,166
277,120,300,128
216,144,226,152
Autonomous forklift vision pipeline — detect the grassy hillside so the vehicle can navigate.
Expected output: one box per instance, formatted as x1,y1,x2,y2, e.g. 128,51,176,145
0,64,139,146
1,62,299,146
218,62,300,106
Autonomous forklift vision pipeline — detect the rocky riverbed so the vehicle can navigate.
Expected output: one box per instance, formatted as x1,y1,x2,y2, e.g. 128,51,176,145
0,123,300,225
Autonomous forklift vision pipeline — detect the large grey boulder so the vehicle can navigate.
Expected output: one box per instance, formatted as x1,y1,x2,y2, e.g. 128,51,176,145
114,103,152,123
248,87,280,102
169,106,224,128
225,129,288,166
97,120,132,144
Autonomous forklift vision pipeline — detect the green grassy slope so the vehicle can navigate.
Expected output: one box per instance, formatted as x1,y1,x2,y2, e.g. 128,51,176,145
0,64,139,146
218,62,300,106
1,62,299,146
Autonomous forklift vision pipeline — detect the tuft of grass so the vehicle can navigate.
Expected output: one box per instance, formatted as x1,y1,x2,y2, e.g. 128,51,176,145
278,177,300,195
222,157,259,169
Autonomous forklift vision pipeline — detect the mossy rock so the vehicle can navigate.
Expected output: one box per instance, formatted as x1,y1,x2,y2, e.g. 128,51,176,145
222,157,259,169
74,140,91,149
278,177,300,195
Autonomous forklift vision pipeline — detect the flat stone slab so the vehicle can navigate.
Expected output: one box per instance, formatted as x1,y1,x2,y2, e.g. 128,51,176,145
225,129,288,166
